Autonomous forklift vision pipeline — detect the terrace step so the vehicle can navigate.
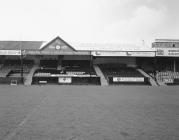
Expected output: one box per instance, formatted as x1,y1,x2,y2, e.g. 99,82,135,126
93,65,108,86
24,65,38,85
137,69,158,86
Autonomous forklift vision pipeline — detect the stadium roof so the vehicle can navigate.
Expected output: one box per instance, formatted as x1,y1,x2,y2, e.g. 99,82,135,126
0,41,44,50
0,36,154,52
71,42,154,51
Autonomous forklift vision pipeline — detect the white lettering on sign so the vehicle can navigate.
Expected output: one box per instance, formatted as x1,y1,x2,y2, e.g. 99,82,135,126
92,51,127,56
126,51,155,57
0,50,21,55
163,78,174,84
58,77,72,83
113,77,144,82
92,51,155,57
156,48,179,56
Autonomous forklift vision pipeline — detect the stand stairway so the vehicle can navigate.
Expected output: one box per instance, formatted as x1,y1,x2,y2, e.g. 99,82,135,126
24,65,38,85
93,65,108,86
137,69,158,86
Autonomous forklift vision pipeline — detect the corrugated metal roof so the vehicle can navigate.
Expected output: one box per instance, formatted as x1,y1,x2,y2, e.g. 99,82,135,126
70,42,154,52
0,41,44,50
0,40,154,52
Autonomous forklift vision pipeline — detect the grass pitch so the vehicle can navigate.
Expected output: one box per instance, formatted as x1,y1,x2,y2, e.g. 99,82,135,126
0,85,178,140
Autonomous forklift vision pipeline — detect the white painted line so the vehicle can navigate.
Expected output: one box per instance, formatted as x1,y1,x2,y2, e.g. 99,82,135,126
4,95,49,140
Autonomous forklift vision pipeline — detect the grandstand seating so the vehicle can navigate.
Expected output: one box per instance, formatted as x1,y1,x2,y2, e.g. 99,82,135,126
0,59,34,78
62,60,96,76
65,66,96,76
33,69,62,77
152,58,179,84
99,64,143,77
32,60,99,85
99,64,148,85
156,71,179,84
156,59,174,72
34,66,97,77
0,68,11,77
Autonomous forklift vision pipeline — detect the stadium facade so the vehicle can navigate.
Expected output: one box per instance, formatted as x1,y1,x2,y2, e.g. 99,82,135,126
0,36,178,86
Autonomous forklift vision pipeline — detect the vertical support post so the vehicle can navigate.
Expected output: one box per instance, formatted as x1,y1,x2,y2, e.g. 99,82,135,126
154,58,156,74
57,55,60,69
154,57,157,82
20,50,24,84
58,55,63,70
89,51,92,77
174,58,176,72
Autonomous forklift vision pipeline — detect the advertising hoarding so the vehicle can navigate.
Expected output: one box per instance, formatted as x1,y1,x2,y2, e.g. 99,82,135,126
0,50,21,55
58,77,72,83
156,48,179,57
113,77,144,82
126,51,155,57
92,51,127,56
92,51,155,57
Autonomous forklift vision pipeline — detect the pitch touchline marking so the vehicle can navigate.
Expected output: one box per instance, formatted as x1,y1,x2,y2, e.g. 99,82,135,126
4,94,50,140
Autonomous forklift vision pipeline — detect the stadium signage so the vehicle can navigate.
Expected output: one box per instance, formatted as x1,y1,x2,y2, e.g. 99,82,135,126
113,77,144,82
92,51,155,57
25,50,90,55
0,50,21,55
163,78,174,84
162,76,174,84
58,77,72,83
126,51,155,57
156,48,179,56
92,51,127,56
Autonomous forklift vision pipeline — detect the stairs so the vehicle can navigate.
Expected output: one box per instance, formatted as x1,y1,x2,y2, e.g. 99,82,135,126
137,69,158,86
93,65,108,86
24,65,38,85
157,81,166,86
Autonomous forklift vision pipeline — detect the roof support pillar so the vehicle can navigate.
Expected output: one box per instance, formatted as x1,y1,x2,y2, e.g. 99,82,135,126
20,51,24,84
174,58,176,72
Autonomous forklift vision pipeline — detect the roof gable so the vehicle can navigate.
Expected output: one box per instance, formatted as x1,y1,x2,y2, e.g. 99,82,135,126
40,36,76,52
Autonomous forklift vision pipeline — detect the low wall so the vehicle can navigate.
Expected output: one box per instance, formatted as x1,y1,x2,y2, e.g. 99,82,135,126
0,77,23,84
32,76,100,85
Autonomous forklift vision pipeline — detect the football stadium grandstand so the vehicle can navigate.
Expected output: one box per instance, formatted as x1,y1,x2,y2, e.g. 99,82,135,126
0,36,179,86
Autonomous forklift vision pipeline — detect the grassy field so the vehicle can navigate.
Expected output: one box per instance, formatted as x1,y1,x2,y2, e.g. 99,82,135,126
0,85,178,140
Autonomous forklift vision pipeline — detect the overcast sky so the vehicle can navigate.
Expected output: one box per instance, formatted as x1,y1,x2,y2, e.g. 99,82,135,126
0,0,179,46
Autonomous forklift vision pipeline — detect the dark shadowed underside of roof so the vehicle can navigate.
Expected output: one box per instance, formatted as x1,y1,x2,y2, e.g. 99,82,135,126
0,41,44,50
